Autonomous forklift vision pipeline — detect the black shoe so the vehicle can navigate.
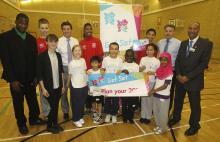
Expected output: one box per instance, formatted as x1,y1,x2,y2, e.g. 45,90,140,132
144,119,151,124
64,113,69,120
184,126,201,136
139,118,146,123
47,127,60,134
123,118,128,123
128,119,134,124
168,119,180,126
54,125,64,132
18,125,29,135
29,118,46,125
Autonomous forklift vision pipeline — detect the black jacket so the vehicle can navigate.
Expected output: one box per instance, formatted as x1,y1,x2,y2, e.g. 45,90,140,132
0,28,37,84
37,50,64,93
175,37,213,91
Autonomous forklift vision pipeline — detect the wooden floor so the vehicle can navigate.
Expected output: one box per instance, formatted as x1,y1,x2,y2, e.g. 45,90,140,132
0,60,220,142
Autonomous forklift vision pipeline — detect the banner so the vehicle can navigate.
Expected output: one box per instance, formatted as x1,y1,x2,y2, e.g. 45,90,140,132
100,4,139,52
88,73,150,97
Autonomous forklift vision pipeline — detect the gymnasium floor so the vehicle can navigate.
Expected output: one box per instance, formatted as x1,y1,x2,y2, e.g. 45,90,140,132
0,60,219,142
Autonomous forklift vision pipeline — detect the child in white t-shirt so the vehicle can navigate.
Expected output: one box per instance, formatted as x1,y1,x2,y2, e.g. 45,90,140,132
67,45,88,128
139,43,160,124
87,56,104,124
121,49,139,123
101,42,123,123
149,52,173,134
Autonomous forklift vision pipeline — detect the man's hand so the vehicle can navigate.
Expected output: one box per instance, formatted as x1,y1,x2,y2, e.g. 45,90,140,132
42,88,49,97
11,81,23,92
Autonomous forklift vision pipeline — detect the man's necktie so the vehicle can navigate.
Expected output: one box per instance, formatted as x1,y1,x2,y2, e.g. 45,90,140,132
67,38,72,63
186,40,193,57
163,38,170,52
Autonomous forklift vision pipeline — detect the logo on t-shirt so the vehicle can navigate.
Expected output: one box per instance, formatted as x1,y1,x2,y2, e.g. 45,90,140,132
39,43,44,48
82,45,86,50
92,43,96,48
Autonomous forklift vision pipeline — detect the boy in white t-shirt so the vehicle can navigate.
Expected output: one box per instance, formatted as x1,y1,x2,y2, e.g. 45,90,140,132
121,49,139,123
149,52,173,134
87,56,104,124
101,42,123,123
67,45,88,128
139,43,160,124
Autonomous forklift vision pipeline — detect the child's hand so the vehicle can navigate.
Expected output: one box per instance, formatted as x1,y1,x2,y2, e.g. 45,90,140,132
122,69,129,74
100,68,106,75
42,88,49,97
148,89,155,96
139,66,146,72
147,71,155,75
116,70,121,75
87,70,91,74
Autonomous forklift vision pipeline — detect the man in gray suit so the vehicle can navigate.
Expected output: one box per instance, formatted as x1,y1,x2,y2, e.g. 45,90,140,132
168,22,213,136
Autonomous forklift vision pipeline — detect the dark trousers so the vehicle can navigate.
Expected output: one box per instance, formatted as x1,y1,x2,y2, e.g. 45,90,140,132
104,97,119,115
169,71,176,112
10,84,40,127
70,85,88,122
46,88,61,128
85,95,93,109
122,97,138,120
173,82,201,128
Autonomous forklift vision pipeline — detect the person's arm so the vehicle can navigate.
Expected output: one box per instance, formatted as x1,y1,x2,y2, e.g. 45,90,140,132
149,80,171,95
139,58,146,72
39,80,49,97
32,39,38,86
97,39,104,58
175,42,184,83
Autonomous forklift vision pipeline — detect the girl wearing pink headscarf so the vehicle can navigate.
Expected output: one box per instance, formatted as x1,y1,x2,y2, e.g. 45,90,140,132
148,52,173,135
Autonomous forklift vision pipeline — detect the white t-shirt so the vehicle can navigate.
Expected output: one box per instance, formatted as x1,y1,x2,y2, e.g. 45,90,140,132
139,56,160,82
102,56,123,73
154,75,173,96
88,69,101,96
122,62,139,72
68,58,87,88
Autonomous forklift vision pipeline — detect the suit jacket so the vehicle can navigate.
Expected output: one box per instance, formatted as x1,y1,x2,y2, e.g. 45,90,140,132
37,50,64,93
175,37,213,91
0,28,38,83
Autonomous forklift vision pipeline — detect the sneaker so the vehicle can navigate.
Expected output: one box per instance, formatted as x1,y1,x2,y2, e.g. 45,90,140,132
105,114,111,123
47,127,60,134
153,127,160,132
93,116,102,124
154,129,165,135
128,119,134,124
54,125,64,132
112,115,117,123
73,121,82,128
79,119,85,125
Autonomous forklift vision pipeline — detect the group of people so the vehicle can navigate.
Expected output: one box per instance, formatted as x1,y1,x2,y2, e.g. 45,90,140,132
0,13,213,137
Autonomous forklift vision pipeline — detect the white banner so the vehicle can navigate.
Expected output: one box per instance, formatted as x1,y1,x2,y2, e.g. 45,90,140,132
100,4,138,52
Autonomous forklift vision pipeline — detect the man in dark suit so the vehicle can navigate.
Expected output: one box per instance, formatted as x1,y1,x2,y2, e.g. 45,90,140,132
0,13,44,134
168,22,213,136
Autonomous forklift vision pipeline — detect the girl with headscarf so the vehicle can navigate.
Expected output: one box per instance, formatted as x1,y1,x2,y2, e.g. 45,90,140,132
148,52,173,135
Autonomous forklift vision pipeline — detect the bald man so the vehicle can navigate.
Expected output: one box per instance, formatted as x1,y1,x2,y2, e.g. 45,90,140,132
168,22,213,136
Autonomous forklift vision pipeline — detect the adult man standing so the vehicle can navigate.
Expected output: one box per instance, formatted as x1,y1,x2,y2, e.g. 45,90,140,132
0,13,44,134
157,24,181,112
57,21,79,120
169,22,213,136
